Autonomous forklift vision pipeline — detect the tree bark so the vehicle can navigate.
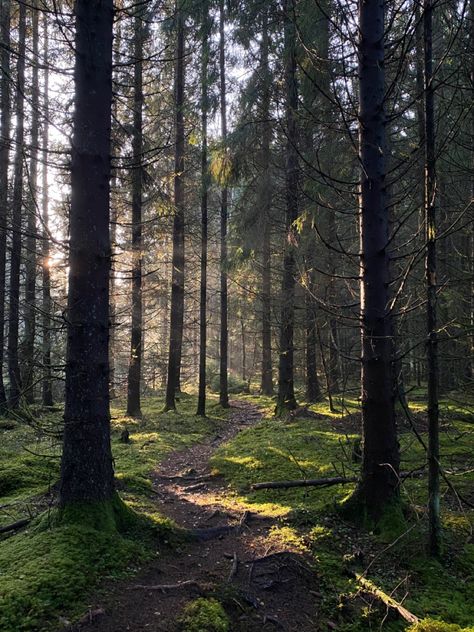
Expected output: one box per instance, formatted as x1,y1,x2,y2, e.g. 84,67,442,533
23,0,40,404
260,7,274,396
197,0,209,417
424,0,441,557
352,0,400,517
219,0,229,408
276,0,299,416
41,14,53,407
327,215,340,394
41,13,54,406
126,7,144,418
0,0,11,410
59,0,115,506
164,0,186,411
7,0,26,409
109,20,122,401
305,269,322,402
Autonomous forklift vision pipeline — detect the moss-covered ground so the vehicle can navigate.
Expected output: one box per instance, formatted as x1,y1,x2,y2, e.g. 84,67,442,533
0,392,228,632
1,387,473,631
210,390,474,631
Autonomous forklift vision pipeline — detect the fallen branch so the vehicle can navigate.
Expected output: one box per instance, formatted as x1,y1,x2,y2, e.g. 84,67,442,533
228,551,238,582
251,469,428,491
263,613,286,629
129,579,212,593
157,473,213,483
0,518,30,534
189,525,234,541
354,573,419,624
183,482,207,493
237,510,250,532
251,476,357,491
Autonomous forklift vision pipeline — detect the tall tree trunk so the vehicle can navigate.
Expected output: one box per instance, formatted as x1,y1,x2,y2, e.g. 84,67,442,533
109,21,121,401
424,0,441,557
305,269,322,402
300,0,328,406
469,0,474,382
164,0,186,411
197,0,209,417
126,8,144,418
276,0,299,416
0,0,11,410
7,0,26,409
351,0,400,518
23,0,40,404
241,316,247,382
327,147,340,392
260,7,274,396
59,0,115,507
219,0,229,408
41,14,53,407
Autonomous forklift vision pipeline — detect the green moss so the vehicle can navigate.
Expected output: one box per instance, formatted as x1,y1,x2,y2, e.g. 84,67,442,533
0,452,59,500
407,619,474,632
338,494,407,542
212,392,474,632
0,519,145,631
179,598,230,632
210,416,358,516
0,393,229,632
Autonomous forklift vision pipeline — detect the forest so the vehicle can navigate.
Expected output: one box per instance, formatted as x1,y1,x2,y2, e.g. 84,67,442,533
0,0,473,630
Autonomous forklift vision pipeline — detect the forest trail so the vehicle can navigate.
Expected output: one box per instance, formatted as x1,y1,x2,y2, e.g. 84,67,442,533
77,401,321,632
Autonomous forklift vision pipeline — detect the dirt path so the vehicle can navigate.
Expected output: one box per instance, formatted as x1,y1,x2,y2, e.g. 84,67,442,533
78,401,321,632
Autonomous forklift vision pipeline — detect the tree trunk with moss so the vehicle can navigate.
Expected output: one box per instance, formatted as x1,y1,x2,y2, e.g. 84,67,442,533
59,0,115,506
350,0,400,518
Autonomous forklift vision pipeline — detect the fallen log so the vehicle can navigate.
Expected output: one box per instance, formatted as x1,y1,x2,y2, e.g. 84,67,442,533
354,573,419,624
250,469,427,491
251,476,357,491
0,518,30,534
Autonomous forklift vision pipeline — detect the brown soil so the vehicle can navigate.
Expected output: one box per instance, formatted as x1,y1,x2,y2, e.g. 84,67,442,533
75,401,322,632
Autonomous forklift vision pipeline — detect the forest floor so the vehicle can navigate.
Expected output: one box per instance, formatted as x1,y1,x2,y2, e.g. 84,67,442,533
78,399,321,632
1,390,474,632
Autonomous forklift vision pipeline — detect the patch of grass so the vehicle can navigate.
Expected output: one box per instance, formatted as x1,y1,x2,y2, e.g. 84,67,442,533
179,597,230,632
0,392,228,632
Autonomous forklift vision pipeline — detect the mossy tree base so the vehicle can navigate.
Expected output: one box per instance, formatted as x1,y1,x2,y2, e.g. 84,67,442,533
51,493,142,534
274,397,298,418
338,490,407,542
